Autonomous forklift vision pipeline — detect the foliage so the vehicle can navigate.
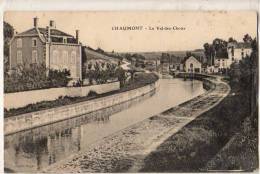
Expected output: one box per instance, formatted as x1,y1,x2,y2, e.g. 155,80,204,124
84,62,120,85
116,67,127,87
4,21,14,58
4,21,15,74
228,37,237,43
4,64,71,93
48,68,71,87
203,38,228,66
243,34,253,43
229,37,258,137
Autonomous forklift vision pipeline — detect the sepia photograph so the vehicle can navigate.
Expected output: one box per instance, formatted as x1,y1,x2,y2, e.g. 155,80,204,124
3,11,258,173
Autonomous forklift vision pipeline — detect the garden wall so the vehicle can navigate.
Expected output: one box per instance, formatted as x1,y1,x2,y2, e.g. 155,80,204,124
4,82,120,110
5,80,159,135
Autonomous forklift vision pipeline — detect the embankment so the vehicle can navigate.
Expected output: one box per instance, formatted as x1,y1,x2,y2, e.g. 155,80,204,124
4,82,120,110
45,74,230,173
4,80,159,135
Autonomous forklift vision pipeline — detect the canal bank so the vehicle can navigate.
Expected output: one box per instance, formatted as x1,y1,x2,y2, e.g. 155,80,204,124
5,76,159,135
45,75,230,172
5,78,205,172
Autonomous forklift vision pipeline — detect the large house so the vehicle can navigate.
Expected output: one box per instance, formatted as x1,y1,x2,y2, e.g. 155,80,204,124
9,17,82,80
227,42,252,62
212,42,252,73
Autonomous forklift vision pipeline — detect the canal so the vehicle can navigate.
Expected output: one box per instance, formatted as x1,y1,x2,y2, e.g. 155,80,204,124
4,79,206,172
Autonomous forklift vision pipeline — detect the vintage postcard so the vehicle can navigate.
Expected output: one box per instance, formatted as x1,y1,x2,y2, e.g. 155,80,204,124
3,11,258,173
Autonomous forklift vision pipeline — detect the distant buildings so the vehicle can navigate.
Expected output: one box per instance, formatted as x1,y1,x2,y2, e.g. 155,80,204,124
9,17,82,79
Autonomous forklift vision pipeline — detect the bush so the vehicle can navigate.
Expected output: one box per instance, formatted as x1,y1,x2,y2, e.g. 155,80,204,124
4,64,71,93
87,90,98,97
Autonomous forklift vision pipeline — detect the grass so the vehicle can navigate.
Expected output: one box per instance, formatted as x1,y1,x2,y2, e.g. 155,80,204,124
203,116,258,171
140,80,258,172
5,73,158,118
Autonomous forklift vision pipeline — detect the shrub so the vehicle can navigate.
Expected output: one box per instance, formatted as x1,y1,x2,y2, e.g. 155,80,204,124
87,90,98,97
4,63,71,93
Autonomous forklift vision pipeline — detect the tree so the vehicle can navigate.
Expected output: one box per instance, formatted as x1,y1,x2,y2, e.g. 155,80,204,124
228,37,237,43
4,22,14,57
203,43,213,66
4,21,14,71
243,34,253,43
116,67,127,87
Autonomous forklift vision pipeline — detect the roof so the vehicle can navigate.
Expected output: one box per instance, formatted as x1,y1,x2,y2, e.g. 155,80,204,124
18,27,74,37
183,56,202,64
182,56,201,64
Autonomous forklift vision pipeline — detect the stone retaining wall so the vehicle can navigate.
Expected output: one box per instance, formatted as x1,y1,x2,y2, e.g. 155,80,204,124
4,81,159,135
4,82,120,110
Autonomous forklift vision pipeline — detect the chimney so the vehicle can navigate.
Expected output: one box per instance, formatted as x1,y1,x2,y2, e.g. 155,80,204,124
76,30,79,44
33,17,38,28
49,20,56,28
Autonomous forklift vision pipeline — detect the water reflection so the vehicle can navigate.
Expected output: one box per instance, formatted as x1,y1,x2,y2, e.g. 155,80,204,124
5,90,155,172
4,79,205,172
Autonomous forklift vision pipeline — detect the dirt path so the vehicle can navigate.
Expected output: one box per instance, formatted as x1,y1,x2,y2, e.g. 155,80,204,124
44,77,230,173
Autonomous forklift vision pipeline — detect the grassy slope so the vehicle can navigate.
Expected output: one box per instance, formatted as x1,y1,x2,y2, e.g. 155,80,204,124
140,82,258,172
138,50,205,60
204,117,258,171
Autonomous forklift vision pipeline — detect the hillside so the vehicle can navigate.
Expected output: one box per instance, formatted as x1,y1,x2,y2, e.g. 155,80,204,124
123,50,205,60
83,47,120,64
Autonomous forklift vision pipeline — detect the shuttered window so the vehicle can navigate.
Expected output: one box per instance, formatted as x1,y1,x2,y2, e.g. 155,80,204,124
52,50,59,64
17,50,23,64
62,51,69,64
17,38,22,48
32,50,38,63
71,51,76,65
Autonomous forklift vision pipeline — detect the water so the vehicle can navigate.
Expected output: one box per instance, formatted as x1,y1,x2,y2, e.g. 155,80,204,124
4,79,205,172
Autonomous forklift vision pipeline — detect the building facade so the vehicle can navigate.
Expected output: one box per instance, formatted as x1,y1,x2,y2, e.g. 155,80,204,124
227,42,252,63
184,56,202,73
9,17,82,79
210,42,253,74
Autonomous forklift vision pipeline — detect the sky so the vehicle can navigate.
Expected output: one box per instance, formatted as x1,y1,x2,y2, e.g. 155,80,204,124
4,11,257,52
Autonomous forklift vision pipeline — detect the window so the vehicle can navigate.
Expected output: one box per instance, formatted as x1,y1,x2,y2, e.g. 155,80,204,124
32,38,37,47
70,67,76,78
17,50,23,64
52,50,59,64
63,37,67,43
32,50,38,63
62,51,69,64
71,51,76,64
17,38,22,48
